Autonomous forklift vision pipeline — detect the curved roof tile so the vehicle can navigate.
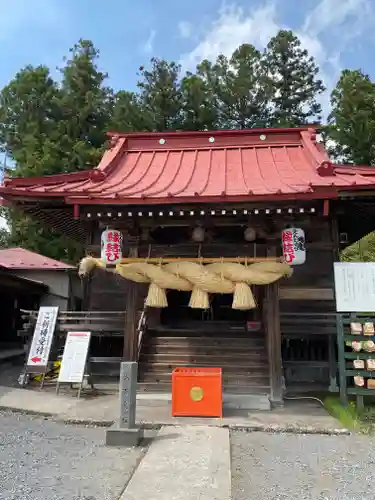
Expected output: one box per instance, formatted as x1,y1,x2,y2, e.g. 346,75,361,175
1,128,375,204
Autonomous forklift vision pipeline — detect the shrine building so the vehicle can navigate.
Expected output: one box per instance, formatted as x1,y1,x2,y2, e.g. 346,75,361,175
2,127,375,408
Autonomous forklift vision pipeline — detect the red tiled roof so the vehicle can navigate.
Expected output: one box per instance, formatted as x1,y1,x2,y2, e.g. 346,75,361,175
0,248,74,270
1,128,375,204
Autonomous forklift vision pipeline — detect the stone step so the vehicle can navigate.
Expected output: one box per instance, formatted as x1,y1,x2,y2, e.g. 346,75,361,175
136,391,271,410
139,372,269,385
144,337,266,347
139,353,267,363
137,382,270,395
149,325,251,334
146,335,265,345
147,331,262,339
142,348,266,358
139,362,269,373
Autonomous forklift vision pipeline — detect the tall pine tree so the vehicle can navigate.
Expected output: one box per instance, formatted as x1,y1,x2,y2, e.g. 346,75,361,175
327,69,375,165
0,40,112,262
57,39,112,171
110,90,153,133
265,30,325,127
137,58,182,131
179,73,218,131
196,45,271,129
0,65,62,177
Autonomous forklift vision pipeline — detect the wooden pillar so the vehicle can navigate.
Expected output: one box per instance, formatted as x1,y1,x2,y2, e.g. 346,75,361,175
329,216,339,392
123,246,139,361
265,282,283,406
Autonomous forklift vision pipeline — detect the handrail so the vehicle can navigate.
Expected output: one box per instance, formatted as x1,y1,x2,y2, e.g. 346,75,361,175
137,302,148,360
20,309,127,316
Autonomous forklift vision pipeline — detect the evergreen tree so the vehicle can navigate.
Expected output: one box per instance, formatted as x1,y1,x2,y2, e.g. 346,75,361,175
1,207,82,263
198,44,270,129
265,30,325,127
0,40,112,262
179,73,218,130
57,39,112,171
0,65,62,177
137,58,182,131
109,90,153,132
327,69,375,165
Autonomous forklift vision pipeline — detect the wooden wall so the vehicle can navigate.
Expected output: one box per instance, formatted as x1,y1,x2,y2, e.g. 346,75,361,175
86,268,146,312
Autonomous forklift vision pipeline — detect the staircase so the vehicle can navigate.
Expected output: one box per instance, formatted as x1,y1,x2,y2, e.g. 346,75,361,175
138,322,270,408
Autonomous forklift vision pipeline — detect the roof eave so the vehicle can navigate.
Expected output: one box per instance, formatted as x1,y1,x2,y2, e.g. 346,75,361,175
105,126,319,140
64,191,340,206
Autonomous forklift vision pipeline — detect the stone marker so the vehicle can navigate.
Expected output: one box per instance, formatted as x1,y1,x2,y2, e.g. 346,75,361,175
106,362,143,447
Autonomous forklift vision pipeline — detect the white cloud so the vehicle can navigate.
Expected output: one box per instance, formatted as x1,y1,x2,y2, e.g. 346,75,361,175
142,29,156,54
303,0,372,36
180,3,278,70
179,0,375,114
178,21,193,39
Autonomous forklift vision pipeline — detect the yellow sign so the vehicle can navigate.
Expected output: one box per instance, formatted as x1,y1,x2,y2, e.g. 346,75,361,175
190,386,204,402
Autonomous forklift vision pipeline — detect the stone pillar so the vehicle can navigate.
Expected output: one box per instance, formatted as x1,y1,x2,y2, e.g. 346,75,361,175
119,362,137,428
106,362,143,447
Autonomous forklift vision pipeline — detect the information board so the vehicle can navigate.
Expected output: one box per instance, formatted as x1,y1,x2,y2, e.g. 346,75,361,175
27,306,59,372
58,331,91,384
333,262,375,312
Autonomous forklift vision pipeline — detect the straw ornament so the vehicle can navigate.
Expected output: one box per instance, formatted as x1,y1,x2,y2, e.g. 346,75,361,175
79,256,292,310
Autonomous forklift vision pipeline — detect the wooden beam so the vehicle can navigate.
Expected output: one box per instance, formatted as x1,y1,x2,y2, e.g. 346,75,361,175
279,287,334,300
265,244,283,405
123,246,139,361
116,256,281,264
265,282,283,406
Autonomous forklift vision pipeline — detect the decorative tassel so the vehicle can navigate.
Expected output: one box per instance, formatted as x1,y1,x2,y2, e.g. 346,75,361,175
189,287,210,309
145,283,168,308
232,282,257,310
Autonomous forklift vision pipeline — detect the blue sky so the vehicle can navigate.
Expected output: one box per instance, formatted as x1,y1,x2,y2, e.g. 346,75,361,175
1,0,374,110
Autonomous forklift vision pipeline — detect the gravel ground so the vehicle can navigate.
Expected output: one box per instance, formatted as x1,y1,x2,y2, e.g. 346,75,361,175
231,431,375,500
0,411,145,500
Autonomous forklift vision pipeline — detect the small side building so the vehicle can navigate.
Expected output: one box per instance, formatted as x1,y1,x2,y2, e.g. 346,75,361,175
0,248,79,359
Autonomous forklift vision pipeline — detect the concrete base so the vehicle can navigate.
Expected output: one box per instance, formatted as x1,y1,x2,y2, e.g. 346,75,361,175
223,393,271,411
137,392,271,411
106,425,143,447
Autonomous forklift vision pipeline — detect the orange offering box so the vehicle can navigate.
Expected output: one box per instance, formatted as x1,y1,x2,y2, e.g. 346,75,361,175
171,367,223,418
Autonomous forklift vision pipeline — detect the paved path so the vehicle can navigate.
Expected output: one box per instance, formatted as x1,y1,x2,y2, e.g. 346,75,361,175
121,425,231,500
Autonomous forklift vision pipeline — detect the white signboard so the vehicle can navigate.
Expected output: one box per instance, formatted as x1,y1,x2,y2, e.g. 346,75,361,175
58,331,91,384
281,227,306,265
334,262,375,312
27,306,59,371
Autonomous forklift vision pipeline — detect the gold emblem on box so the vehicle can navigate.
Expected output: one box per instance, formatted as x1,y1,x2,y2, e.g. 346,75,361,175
190,386,204,402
